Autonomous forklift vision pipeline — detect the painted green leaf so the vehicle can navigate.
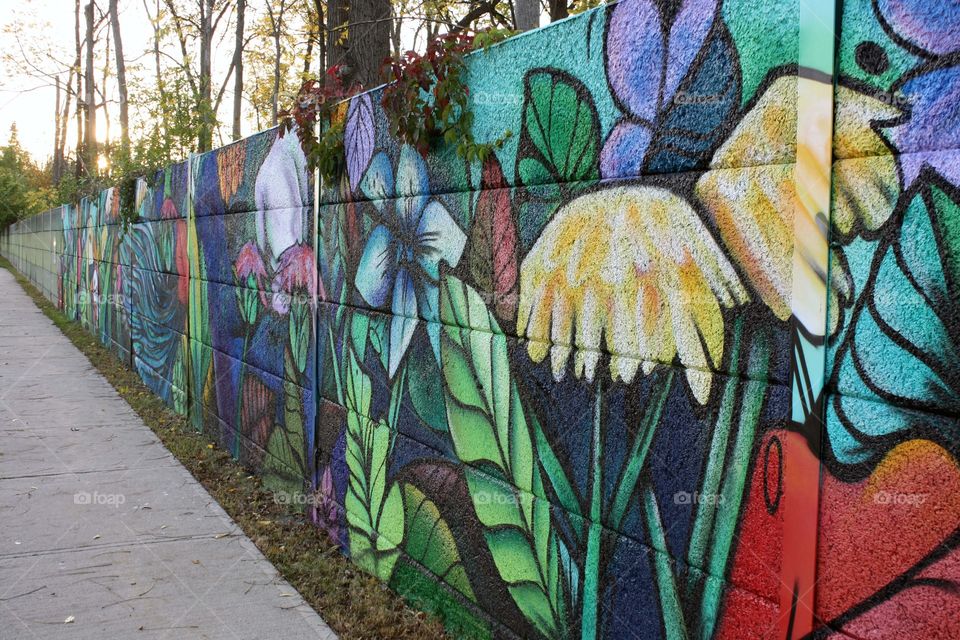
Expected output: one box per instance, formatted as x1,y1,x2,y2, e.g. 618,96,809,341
186,183,211,432
722,0,798,104
263,350,309,500
516,69,600,188
439,275,566,639
407,347,448,431
344,347,404,582
401,483,475,600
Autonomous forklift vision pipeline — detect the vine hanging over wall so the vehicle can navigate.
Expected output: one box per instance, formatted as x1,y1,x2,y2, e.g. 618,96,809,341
380,29,514,161
279,65,361,188
280,29,514,186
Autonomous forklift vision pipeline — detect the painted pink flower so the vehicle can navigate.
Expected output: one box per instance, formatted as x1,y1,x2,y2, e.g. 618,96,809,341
233,242,269,325
234,242,269,291
271,243,319,314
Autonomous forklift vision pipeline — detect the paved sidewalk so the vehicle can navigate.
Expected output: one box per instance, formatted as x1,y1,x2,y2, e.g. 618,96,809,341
0,268,336,639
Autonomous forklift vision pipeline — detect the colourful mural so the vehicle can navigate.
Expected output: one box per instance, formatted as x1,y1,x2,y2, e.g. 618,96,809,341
2,0,960,638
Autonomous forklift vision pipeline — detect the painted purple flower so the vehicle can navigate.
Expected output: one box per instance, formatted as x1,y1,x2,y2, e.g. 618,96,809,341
310,465,344,546
235,242,268,284
601,0,718,177
355,146,467,377
877,0,960,185
233,241,269,320
876,0,960,56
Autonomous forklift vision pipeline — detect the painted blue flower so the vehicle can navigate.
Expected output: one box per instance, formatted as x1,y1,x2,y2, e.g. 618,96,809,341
355,146,466,377
876,0,960,186
600,0,728,177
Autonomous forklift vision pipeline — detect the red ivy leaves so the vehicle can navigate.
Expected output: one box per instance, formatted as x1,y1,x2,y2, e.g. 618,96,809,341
468,154,518,322
380,30,510,159
278,66,362,182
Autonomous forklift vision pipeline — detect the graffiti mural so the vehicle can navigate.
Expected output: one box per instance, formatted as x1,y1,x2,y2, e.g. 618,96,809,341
190,128,317,495
2,0,959,638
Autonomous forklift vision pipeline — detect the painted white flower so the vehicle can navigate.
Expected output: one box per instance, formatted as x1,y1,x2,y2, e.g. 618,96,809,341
254,132,311,272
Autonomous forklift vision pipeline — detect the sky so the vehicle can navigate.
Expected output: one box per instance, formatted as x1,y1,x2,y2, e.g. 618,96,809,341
0,0,256,164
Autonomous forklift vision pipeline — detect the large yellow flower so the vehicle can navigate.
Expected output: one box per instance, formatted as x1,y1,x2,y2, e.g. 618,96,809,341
695,75,901,333
517,186,748,404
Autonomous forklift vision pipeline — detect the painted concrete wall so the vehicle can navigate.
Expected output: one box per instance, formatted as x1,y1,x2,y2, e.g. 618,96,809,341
3,0,959,637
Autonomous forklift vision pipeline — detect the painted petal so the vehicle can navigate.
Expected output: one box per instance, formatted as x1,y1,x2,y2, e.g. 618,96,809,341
573,288,602,381
877,0,960,56
605,0,664,121
345,94,375,192
271,289,291,315
696,164,793,321
396,146,429,224
664,0,719,102
887,65,960,166
255,132,310,212
832,84,902,239
360,152,394,210
519,185,745,396
256,207,304,271
550,293,573,381
897,151,960,189
834,84,902,159
388,268,419,377
417,200,467,271
600,121,652,179
355,225,395,308
254,134,309,267
709,74,796,168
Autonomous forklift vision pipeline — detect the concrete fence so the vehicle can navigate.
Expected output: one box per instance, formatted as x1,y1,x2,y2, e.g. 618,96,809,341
4,0,960,637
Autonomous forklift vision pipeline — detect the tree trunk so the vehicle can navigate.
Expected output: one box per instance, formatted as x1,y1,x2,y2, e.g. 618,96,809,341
109,0,129,159
267,1,287,127
515,0,539,31
348,0,390,88
198,0,214,152
232,0,245,140
83,0,97,176
548,0,568,21
53,77,61,182
303,36,313,77
144,0,169,152
390,4,401,59
101,26,111,153
58,73,70,182
314,0,326,73
74,0,83,179
326,0,348,74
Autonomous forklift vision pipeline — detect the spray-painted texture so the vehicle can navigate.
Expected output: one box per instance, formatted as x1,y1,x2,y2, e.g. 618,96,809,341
3,0,959,637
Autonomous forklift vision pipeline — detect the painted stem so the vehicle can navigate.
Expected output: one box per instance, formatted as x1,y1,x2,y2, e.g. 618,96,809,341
609,368,675,531
580,382,604,640
685,316,745,598
328,323,344,405
233,329,251,458
688,327,770,640
643,487,690,640
699,332,769,640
